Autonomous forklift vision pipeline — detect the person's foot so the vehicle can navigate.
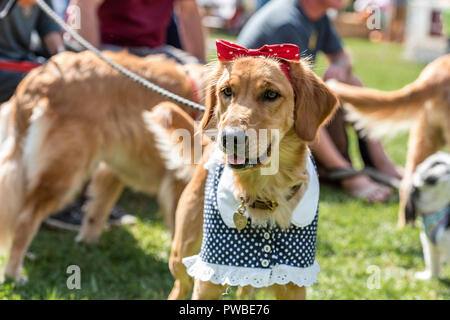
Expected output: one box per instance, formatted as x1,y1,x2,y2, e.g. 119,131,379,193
341,174,393,203
366,140,403,180
44,200,135,232
373,159,403,181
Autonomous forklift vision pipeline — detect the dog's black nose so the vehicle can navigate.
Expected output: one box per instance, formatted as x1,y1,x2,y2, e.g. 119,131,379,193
221,127,248,154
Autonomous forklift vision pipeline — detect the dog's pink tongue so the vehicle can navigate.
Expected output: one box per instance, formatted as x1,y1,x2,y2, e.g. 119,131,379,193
227,154,245,165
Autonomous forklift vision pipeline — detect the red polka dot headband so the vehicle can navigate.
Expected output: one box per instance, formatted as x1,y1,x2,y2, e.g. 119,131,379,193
216,39,300,85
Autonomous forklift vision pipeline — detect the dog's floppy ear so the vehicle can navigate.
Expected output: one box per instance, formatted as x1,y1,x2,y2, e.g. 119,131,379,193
200,83,217,130
289,61,339,142
200,64,222,130
405,186,418,224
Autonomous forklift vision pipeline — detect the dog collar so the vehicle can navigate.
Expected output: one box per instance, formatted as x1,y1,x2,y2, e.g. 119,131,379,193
246,183,303,211
232,182,303,230
216,39,300,87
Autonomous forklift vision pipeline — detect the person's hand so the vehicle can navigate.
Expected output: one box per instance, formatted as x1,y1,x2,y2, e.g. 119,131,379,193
18,0,36,7
322,64,350,83
324,50,354,83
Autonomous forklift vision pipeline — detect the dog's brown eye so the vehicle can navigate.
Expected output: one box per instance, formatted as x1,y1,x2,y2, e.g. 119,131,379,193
222,87,233,98
263,90,280,101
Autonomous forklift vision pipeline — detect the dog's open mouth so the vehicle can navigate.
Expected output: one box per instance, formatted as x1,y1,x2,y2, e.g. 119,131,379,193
226,144,272,170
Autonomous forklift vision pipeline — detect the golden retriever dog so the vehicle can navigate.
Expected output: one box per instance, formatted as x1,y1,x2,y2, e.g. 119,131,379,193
327,54,450,227
168,41,338,300
0,50,207,282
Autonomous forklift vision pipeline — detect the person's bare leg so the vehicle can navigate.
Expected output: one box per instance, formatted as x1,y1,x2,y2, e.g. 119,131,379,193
311,127,351,170
311,128,392,202
312,72,398,202
364,139,402,179
346,74,402,180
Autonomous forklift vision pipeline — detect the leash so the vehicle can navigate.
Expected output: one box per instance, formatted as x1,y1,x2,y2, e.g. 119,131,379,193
0,0,16,19
11,0,206,112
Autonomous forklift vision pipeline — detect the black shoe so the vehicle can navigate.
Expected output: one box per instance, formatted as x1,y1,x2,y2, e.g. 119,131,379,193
108,205,136,226
44,199,84,232
44,200,135,232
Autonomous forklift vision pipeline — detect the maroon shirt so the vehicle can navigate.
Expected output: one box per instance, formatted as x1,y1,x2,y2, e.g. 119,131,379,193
98,0,175,48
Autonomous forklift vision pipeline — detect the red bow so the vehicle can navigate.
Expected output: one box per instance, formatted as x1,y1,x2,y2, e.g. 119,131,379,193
216,40,299,86
216,39,300,62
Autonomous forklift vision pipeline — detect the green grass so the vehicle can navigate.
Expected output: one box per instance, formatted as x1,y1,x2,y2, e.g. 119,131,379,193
1,37,449,300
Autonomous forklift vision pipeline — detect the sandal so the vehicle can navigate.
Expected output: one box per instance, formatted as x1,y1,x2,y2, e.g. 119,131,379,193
320,167,395,203
363,167,401,189
347,183,392,203
322,167,400,190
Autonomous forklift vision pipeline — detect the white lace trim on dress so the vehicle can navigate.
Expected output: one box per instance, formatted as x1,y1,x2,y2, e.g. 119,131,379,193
183,255,320,288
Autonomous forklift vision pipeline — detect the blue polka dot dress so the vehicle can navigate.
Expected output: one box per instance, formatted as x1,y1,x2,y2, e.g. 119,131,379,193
183,149,320,288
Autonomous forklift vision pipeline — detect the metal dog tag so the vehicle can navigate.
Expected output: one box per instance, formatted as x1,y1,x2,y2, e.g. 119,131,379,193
233,198,248,231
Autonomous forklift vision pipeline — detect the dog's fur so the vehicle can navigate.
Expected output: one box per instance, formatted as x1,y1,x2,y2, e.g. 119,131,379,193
0,50,208,282
408,152,450,280
327,54,450,227
168,56,338,300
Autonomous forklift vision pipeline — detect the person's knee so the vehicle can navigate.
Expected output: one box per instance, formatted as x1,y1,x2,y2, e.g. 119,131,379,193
325,73,363,88
343,74,363,87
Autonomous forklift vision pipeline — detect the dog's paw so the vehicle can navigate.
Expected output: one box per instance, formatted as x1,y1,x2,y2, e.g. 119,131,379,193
3,273,28,285
15,274,28,286
414,270,436,280
25,252,37,261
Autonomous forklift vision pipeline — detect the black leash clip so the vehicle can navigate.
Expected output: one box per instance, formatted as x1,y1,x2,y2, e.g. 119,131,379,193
0,0,18,19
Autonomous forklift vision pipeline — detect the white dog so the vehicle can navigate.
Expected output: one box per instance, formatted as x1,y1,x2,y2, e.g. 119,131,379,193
408,152,450,280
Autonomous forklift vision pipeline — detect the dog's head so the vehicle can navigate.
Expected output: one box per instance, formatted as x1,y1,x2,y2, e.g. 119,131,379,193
407,152,450,221
201,55,338,171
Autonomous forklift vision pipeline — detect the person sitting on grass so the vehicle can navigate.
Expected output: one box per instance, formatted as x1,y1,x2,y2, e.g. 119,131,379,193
68,0,205,64
0,0,64,102
238,0,402,202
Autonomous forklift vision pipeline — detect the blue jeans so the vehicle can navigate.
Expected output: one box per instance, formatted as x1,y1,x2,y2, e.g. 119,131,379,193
0,69,26,103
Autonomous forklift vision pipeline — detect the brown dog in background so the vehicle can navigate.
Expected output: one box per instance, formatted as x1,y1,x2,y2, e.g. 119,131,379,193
168,54,338,300
0,50,207,282
328,54,450,227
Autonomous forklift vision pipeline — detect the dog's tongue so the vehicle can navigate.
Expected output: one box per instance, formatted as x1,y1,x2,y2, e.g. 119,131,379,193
227,154,245,165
